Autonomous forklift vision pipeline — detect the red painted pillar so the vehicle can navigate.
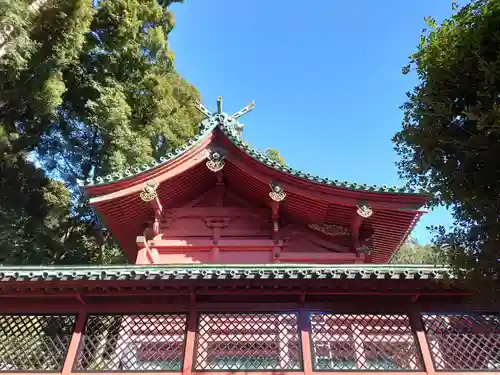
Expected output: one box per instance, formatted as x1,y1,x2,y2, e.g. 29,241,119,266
299,308,313,375
183,307,198,375
411,310,435,375
62,311,87,375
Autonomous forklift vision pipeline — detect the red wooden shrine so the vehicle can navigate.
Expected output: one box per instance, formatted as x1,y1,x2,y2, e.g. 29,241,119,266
0,98,498,375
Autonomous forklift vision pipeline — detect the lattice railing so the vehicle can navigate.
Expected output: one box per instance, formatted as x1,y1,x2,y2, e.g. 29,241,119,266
309,313,422,371
73,314,187,372
3,310,500,373
422,313,500,371
194,312,302,371
0,314,75,371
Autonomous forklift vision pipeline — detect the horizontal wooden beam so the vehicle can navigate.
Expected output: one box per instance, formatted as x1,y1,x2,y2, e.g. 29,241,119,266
147,238,279,250
164,207,269,218
0,299,480,314
279,252,364,263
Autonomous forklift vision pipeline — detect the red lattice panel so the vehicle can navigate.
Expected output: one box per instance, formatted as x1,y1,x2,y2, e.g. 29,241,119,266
74,314,187,371
194,313,302,371
309,313,422,371
0,314,75,371
422,313,500,370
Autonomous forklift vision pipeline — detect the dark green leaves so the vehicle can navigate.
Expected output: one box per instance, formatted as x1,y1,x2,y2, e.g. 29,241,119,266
394,0,500,300
0,0,199,265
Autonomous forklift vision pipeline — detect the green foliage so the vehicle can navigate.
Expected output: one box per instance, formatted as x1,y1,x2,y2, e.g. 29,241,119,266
390,238,446,265
264,148,285,165
394,0,500,297
0,0,200,264
0,315,74,370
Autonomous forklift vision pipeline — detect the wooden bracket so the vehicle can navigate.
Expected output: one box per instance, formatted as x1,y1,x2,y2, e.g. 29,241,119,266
350,211,363,253
151,196,163,237
350,203,373,254
215,170,225,207
140,180,163,237
206,218,230,245
271,201,280,242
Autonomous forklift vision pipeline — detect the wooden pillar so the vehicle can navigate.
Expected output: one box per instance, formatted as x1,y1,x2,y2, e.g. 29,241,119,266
353,327,366,369
278,315,290,368
211,247,220,263
410,310,435,375
135,247,150,265
183,307,198,375
299,308,313,375
62,311,87,375
135,237,150,265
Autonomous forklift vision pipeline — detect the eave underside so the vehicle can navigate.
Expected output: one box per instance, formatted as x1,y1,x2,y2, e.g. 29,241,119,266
93,157,424,262
0,276,470,311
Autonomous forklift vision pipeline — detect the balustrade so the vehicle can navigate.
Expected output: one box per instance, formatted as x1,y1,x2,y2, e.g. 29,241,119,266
0,311,499,374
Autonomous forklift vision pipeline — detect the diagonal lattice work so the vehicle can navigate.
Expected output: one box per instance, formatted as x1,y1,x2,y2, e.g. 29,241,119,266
194,312,302,371
422,313,500,370
0,314,75,371
309,313,423,371
74,314,187,372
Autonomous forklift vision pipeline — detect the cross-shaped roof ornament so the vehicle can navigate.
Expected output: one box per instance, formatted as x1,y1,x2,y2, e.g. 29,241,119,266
196,96,255,121
196,97,255,138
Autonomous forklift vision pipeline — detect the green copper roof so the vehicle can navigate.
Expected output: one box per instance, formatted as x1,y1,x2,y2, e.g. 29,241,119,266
0,264,452,282
83,100,426,196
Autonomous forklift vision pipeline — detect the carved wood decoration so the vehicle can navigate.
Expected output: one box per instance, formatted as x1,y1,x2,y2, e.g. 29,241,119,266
206,149,225,173
267,181,285,255
350,203,374,255
140,180,163,238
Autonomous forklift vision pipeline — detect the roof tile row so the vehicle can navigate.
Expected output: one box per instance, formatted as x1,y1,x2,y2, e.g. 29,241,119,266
84,113,425,195
0,264,452,282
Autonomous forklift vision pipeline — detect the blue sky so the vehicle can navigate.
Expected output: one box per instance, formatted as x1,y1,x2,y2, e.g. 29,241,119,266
169,0,458,244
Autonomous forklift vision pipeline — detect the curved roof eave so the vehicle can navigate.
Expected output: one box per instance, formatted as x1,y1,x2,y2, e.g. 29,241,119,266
81,104,429,201
81,118,218,192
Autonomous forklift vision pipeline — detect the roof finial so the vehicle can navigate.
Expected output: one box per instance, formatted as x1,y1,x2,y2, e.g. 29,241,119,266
195,98,255,138
217,96,223,114
195,98,255,121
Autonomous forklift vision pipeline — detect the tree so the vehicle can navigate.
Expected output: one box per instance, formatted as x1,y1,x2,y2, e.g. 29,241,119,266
0,0,202,264
264,148,285,165
394,0,500,297
390,237,446,265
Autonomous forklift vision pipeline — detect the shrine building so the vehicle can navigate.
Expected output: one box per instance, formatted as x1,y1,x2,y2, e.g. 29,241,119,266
0,98,498,375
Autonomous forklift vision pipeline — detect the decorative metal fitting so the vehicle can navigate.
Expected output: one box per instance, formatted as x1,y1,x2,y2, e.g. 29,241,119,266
308,223,350,236
269,181,286,202
356,204,373,218
206,150,225,172
140,180,158,202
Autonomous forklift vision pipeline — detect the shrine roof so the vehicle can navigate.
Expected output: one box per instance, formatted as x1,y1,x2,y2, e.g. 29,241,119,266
0,264,453,282
81,99,426,196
